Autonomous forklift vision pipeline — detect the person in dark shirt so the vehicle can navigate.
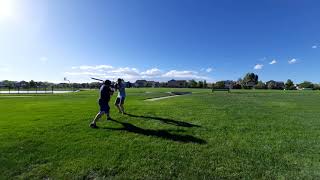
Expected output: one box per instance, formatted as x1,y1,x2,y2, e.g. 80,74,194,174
90,80,114,128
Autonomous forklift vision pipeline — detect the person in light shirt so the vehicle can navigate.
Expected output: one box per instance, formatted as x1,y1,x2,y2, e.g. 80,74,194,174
114,78,126,114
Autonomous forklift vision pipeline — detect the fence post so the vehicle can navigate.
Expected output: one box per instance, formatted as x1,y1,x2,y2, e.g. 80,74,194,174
18,87,20,94
45,87,47,94
36,87,37,94
52,86,54,94
9,87,10,94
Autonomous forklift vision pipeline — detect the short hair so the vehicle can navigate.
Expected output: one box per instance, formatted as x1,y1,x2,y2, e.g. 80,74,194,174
104,80,111,85
117,78,122,82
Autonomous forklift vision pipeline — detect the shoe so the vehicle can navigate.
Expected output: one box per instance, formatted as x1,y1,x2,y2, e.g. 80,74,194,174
89,123,98,128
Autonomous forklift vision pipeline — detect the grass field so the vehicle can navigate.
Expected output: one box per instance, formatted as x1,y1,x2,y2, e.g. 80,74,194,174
1,88,319,179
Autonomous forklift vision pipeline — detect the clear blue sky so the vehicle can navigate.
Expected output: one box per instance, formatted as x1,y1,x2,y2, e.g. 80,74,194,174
0,0,319,83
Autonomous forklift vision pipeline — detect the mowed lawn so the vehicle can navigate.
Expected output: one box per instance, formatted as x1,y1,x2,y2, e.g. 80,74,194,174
0,89,319,179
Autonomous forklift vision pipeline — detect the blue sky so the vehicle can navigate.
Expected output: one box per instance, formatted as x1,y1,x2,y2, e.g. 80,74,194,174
0,0,320,83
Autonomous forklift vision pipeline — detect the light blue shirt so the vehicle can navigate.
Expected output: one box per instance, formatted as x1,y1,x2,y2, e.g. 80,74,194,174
118,83,126,98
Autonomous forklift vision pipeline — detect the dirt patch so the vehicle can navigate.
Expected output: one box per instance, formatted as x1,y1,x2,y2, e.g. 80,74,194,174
145,92,191,101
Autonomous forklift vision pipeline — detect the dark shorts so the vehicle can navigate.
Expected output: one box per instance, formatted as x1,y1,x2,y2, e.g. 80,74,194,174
99,99,110,113
115,97,125,105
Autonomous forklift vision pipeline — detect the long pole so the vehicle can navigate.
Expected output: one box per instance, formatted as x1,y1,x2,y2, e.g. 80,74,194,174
91,77,104,82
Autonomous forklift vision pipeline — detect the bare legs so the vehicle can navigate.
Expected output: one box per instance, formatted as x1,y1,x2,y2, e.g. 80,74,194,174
92,111,105,124
115,97,125,114
115,104,124,114
120,104,125,114
90,111,111,128
115,104,121,113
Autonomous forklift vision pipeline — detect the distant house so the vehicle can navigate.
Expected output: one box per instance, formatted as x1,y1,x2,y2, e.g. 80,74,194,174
134,80,147,87
19,81,28,88
266,81,285,89
146,81,160,88
276,82,285,89
245,81,256,89
224,80,235,89
153,82,160,88
167,79,187,88
13,81,21,88
124,81,132,88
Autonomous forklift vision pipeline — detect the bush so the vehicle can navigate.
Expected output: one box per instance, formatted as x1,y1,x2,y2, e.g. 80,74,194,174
313,84,320,90
232,84,242,89
255,81,266,89
299,81,314,89
212,81,226,89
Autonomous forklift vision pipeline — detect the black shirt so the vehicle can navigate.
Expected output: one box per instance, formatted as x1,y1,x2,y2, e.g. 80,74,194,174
99,84,111,102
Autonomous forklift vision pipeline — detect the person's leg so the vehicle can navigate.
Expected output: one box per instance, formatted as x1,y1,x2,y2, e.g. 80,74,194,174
120,97,125,114
90,111,105,128
106,104,112,120
120,104,124,114
114,97,122,113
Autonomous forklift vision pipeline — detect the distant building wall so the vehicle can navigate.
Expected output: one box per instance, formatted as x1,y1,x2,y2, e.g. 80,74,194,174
168,80,187,88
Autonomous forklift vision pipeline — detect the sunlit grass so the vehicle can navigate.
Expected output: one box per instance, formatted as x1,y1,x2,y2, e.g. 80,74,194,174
0,88,319,179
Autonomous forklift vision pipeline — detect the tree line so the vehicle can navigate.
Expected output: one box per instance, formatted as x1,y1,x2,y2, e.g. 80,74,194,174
212,73,320,90
0,80,210,89
1,73,319,90
0,80,102,89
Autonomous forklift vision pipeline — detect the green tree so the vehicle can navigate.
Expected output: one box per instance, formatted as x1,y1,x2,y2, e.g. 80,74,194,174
203,80,207,88
241,73,259,89
299,81,314,89
314,84,320,90
188,80,198,88
198,81,204,88
29,80,36,88
2,80,14,88
285,79,295,90
214,81,225,89
255,81,266,89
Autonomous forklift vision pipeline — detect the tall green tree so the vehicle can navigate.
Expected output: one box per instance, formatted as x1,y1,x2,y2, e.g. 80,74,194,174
285,79,295,90
188,80,198,88
241,73,259,89
29,80,36,88
198,81,204,88
203,80,207,88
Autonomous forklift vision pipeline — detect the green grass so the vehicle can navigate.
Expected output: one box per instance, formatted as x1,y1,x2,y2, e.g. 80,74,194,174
0,88,319,179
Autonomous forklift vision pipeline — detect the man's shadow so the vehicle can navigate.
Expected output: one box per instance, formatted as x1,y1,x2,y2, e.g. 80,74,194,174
125,113,201,128
103,120,206,144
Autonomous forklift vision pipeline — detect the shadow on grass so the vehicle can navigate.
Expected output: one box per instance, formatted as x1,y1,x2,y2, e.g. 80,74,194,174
125,113,201,128
103,120,206,144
